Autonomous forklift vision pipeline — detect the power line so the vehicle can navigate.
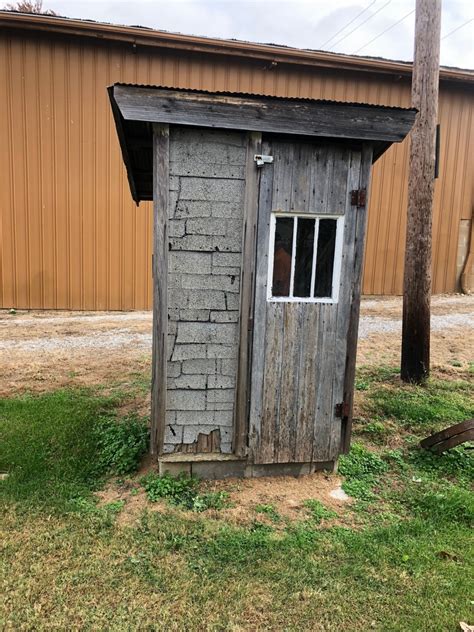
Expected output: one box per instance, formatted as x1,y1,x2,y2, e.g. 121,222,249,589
319,0,377,49
353,8,415,54
329,0,392,50
441,18,474,40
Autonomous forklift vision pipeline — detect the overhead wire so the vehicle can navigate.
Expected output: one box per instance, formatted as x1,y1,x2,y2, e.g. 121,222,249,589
353,8,415,54
319,0,377,49
328,0,392,50
441,17,474,40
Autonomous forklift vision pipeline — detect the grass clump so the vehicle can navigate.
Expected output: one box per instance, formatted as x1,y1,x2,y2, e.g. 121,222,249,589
95,413,148,475
141,473,230,512
0,389,148,511
365,379,473,430
303,499,337,523
255,503,281,522
339,443,388,500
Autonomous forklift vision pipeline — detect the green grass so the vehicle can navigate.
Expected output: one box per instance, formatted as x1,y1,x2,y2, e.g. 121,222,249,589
1,373,474,630
0,388,148,511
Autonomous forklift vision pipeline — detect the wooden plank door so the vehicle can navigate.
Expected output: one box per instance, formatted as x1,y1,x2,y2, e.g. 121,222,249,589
249,139,363,464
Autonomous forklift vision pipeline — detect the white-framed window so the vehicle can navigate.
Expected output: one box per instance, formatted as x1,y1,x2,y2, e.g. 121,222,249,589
267,213,344,303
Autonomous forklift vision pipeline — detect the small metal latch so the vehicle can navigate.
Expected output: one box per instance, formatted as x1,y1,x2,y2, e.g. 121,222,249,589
350,189,367,208
254,154,274,167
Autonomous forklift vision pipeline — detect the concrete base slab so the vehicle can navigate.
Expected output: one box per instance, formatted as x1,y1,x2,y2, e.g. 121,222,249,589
158,454,336,480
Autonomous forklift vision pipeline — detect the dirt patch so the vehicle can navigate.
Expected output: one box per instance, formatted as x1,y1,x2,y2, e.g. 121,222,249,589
96,470,353,529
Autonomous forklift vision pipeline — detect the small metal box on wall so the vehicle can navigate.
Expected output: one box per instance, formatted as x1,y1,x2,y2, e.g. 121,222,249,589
109,84,415,478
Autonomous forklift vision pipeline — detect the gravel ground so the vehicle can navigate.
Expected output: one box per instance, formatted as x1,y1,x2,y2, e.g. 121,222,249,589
1,294,473,395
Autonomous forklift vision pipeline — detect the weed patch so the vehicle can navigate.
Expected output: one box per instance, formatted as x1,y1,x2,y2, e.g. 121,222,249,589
339,443,388,500
141,473,231,512
303,499,337,523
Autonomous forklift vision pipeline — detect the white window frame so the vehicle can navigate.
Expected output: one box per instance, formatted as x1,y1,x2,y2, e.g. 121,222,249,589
267,212,344,304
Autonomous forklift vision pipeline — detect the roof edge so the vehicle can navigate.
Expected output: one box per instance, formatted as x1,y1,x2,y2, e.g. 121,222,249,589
1,11,473,84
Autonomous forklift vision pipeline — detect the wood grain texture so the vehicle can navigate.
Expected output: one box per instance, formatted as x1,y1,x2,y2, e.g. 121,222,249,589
113,85,416,143
233,131,262,457
340,144,374,454
248,140,274,462
150,123,169,456
401,0,442,383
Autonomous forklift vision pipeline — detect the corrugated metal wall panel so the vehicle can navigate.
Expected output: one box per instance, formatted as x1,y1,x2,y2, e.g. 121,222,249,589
0,31,473,309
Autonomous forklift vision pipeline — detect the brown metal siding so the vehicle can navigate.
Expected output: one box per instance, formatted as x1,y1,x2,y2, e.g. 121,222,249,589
1,31,473,309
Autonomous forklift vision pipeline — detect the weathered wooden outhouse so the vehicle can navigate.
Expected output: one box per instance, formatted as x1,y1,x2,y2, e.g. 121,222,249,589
109,85,415,477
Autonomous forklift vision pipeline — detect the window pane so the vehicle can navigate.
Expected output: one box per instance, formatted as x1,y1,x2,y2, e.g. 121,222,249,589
294,218,315,297
272,217,294,297
314,218,337,298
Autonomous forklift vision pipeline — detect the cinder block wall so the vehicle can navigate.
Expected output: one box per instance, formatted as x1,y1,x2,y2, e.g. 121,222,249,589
164,128,247,453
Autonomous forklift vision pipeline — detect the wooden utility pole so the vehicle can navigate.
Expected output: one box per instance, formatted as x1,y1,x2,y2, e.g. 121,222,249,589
401,0,442,383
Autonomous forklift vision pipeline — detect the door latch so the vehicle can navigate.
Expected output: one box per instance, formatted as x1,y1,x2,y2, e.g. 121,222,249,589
254,154,274,167
335,401,351,419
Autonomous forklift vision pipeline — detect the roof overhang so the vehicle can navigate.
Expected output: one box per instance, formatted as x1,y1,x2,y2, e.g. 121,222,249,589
2,11,473,85
108,83,416,203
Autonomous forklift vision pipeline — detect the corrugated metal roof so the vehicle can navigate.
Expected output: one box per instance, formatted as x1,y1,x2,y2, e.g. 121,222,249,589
1,10,473,83
112,81,418,111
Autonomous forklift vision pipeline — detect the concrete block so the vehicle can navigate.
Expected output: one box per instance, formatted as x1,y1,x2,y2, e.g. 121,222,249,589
220,358,238,376
186,290,226,310
181,274,239,293
207,344,237,359
175,200,212,219
211,202,244,219
168,289,189,308
211,266,241,276
181,425,221,444
210,311,239,323
159,460,191,477
169,219,186,238
179,309,210,322
169,252,212,274
191,459,246,479
164,424,183,444
207,388,235,403
167,361,182,378
175,411,216,426
170,235,215,252
207,375,235,389
180,177,244,203
171,344,207,361
212,236,242,253
206,402,234,411
213,252,242,267
186,218,227,236
167,374,207,390
176,322,236,344
182,358,217,374
226,293,240,310
167,390,206,411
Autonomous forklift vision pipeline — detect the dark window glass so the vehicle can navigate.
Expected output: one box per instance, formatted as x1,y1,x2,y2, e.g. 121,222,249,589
272,217,294,297
314,218,337,298
293,218,315,297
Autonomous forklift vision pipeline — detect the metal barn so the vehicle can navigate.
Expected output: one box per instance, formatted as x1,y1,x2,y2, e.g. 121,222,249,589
109,84,415,477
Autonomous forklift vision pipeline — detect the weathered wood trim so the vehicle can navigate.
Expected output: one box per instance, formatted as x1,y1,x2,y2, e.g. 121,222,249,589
340,143,374,454
112,85,416,143
150,123,169,456
248,140,274,462
233,131,262,457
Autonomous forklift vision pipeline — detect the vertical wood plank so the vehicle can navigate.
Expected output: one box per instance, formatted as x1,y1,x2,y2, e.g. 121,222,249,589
248,140,274,462
294,304,319,461
150,123,169,456
259,302,284,463
233,131,262,456
340,143,374,453
277,302,303,461
330,148,362,459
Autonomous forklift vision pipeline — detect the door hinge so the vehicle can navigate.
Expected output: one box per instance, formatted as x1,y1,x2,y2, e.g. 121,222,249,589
335,401,351,419
248,317,254,331
254,154,274,167
350,188,367,208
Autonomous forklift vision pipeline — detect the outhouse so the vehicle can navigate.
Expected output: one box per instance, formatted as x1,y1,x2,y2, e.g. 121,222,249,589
109,84,415,477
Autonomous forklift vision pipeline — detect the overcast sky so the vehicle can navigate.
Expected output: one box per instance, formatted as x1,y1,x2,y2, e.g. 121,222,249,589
29,0,474,68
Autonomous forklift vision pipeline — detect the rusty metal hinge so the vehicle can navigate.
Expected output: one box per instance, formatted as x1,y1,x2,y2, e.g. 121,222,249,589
350,188,367,208
335,401,351,419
